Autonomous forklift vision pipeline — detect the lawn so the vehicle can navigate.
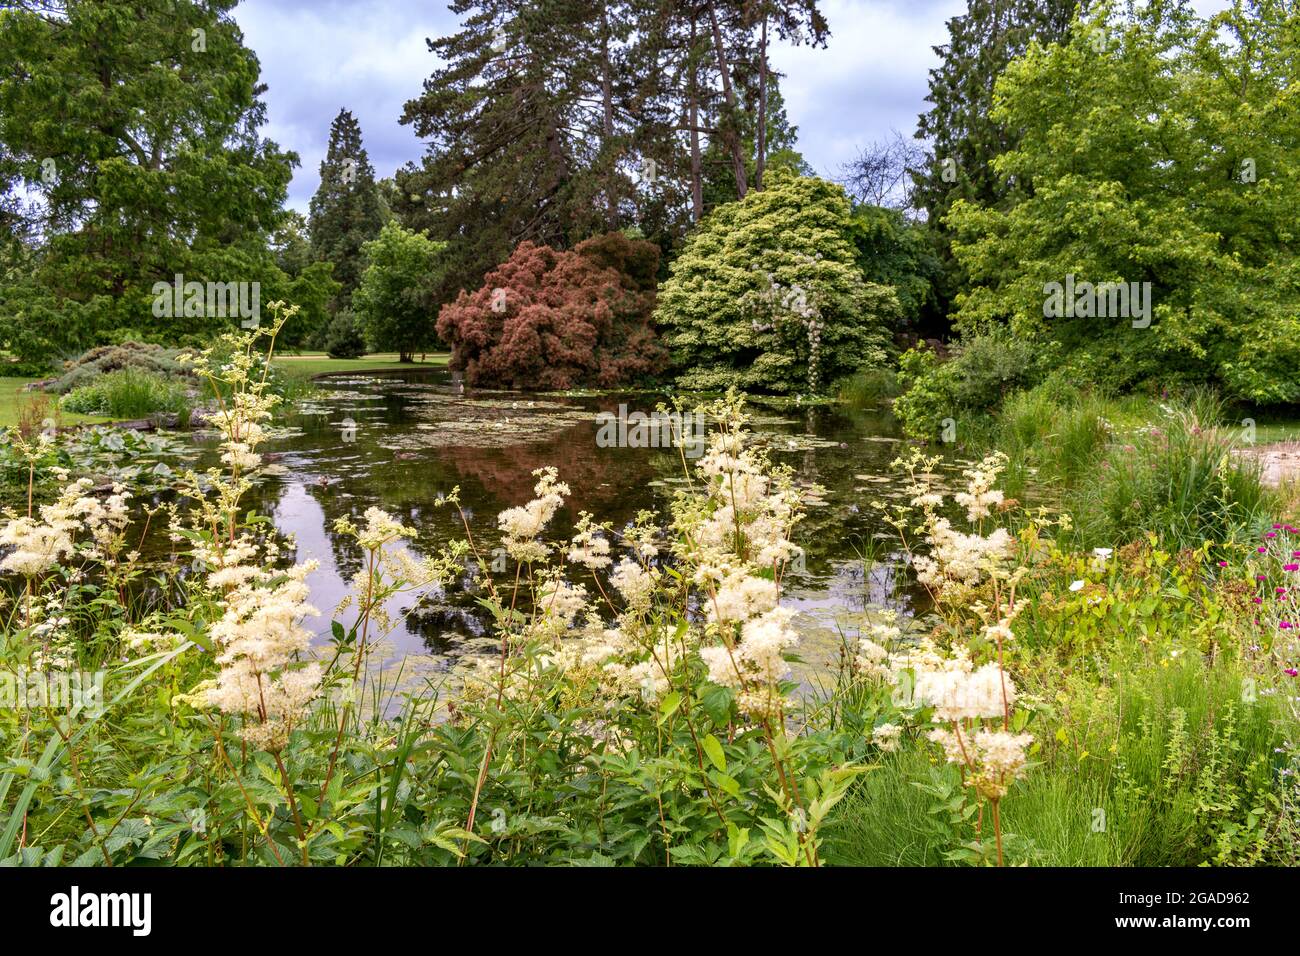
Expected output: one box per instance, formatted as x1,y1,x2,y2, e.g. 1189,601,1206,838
0,377,109,430
272,351,450,381
0,354,452,429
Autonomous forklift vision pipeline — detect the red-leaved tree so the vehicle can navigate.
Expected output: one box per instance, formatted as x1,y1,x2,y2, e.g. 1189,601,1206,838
436,232,668,390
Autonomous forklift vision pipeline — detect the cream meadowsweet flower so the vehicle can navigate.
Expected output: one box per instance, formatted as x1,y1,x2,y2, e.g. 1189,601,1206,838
919,660,1014,722
202,559,322,751
0,475,136,575
928,727,1035,799
856,638,890,679
609,559,656,612
708,571,778,623
983,618,1015,644
702,605,799,720
567,513,611,569
0,517,74,576
872,722,903,752
954,452,1008,522
497,467,569,563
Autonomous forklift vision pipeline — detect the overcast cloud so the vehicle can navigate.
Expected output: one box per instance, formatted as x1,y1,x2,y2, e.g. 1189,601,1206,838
233,0,1230,214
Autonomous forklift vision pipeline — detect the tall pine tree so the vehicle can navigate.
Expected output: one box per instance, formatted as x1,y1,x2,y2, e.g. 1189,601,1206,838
396,0,835,295
397,0,618,296
308,109,385,310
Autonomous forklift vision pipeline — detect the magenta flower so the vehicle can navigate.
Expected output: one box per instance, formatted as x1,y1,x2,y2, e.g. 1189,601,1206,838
1286,564,1299,572
1286,669,1299,678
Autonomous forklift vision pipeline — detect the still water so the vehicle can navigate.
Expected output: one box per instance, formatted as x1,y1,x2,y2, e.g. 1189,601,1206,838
201,369,944,688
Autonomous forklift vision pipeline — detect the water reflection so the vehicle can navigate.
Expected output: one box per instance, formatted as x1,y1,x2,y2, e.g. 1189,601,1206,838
195,368,940,679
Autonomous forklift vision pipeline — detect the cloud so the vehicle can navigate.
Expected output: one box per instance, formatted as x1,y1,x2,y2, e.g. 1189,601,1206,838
237,0,1236,213
770,0,968,179
234,0,456,213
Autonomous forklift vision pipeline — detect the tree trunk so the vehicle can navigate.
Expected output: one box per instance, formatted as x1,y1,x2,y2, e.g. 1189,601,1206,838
600,9,619,230
707,2,747,199
688,15,704,220
755,13,768,191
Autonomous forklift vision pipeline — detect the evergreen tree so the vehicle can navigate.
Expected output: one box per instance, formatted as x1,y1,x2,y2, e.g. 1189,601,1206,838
397,0,629,297
395,0,835,296
308,109,384,310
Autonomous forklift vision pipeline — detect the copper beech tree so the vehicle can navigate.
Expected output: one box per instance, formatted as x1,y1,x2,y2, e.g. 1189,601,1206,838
436,232,668,390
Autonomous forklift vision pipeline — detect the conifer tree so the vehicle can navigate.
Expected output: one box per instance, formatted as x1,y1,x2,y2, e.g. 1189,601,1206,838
308,108,385,310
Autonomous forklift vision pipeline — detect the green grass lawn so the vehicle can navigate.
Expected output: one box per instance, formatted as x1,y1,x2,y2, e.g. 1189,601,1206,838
272,351,450,381
0,377,110,430
0,354,452,429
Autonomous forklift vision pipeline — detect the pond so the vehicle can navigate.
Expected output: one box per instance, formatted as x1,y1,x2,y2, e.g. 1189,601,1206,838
191,368,965,691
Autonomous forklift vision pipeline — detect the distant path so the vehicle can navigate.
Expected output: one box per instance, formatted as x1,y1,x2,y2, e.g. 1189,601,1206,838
1237,442,1300,487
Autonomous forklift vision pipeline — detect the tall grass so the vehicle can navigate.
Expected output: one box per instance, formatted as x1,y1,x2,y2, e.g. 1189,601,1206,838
974,383,1277,549
1073,406,1272,549
836,368,900,409
824,656,1289,867
60,367,191,420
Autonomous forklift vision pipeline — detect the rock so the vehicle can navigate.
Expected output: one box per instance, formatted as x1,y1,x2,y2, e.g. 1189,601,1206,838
114,418,157,432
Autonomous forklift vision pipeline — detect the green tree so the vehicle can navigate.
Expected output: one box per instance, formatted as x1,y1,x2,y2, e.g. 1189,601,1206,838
655,170,897,394
912,0,1079,316
352,222,447,362
308,109,384,310
847,205,943,333
397,0,634,297
0,0,296,360
948,0,1300,402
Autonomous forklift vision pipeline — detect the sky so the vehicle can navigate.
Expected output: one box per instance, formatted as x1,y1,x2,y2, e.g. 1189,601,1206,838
233,0,1230,215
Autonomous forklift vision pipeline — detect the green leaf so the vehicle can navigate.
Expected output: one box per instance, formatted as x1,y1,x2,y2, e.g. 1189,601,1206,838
657,691,682,726
702,733,727,773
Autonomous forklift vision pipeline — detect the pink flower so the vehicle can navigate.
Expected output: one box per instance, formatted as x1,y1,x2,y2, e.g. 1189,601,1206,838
1286,668,1299,678
1217,561,1228,567
1286,564,1299,572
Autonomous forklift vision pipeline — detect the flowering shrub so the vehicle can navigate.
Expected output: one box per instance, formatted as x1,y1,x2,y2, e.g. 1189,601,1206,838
436,231,667,390
654,171,897,395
